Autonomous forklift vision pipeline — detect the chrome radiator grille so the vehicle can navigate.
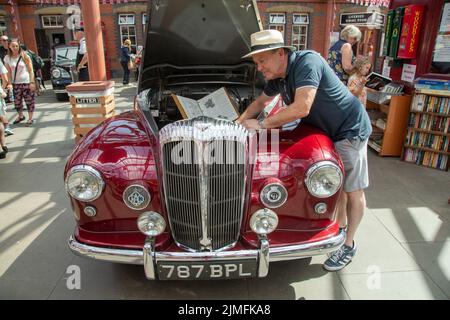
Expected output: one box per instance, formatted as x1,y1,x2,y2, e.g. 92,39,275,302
160,117,248,252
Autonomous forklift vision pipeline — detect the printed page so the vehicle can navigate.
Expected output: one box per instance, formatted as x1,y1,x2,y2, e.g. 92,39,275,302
172,94,203,119
198,87,239,121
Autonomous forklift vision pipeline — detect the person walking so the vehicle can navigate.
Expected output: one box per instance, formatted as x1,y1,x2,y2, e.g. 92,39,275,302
4,39,36,126
75,28,89,81
120,39,132,85
327,25,362,85
238,29,372,271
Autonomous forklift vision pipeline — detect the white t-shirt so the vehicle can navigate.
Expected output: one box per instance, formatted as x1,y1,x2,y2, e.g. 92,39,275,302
79,38,87,55
0,60,7,75
4,54,30,84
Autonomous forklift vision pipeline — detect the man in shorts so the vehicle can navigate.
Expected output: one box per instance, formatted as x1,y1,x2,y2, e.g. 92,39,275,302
237,30,372,271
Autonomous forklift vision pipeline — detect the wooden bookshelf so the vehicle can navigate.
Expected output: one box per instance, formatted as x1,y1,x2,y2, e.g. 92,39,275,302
402,89,450,171
366,91,412,157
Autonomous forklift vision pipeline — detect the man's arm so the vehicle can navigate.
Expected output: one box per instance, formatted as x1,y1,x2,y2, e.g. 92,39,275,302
243,87,317,129
341,43,354,74
236,93,273,124
78,52,88,70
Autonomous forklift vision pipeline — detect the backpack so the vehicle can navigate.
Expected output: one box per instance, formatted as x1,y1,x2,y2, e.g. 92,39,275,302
27,50,44,71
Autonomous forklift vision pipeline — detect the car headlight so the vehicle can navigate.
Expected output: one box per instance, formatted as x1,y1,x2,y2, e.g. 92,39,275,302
65,165,105,202
250,208,279,235
260,181,288,208
52,68,61,78
305,161,343,198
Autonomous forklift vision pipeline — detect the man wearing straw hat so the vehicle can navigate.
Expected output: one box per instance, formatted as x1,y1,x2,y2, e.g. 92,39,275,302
237,29,372,271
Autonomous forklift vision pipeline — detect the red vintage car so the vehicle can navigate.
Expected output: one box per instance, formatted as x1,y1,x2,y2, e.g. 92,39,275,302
65,0,345,280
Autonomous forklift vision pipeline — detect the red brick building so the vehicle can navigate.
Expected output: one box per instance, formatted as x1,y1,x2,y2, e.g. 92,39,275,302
0,0,388,78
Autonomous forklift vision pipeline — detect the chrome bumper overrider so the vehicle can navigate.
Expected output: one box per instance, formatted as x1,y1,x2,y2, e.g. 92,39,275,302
68,229,346,279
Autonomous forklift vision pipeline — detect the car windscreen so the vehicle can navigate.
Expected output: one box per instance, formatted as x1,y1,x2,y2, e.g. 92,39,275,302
55,47,78,66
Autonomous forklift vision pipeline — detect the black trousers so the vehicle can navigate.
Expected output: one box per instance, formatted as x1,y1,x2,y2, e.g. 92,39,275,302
121,61,130,84
78,67,89,81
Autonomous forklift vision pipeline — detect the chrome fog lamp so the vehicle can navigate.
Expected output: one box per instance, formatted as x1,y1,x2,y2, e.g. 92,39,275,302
137,211,166,237
305,161,343,198
250,208,279,235
52,68,61,78
65,165,105,202
260,182,288,208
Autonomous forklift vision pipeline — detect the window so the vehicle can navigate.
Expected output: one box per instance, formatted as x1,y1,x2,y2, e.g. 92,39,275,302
118,14,135,25
119,14,137,53
142,13,147,34
120,25,137,53
293,14,309,25
41,15,64,29
292,14,309,51
269,13,285,38
0,16,6,36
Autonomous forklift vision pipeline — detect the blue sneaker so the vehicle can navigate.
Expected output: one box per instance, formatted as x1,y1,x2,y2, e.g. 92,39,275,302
323,241,356,271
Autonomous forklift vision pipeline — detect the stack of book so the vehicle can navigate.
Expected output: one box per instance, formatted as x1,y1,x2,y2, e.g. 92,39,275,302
414,78,450,91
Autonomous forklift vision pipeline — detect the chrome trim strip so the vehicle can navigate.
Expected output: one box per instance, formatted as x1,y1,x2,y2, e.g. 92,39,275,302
258,236,270,277
198,141,212,250
53,89,67,93
68,229,345,268
143,237,156,280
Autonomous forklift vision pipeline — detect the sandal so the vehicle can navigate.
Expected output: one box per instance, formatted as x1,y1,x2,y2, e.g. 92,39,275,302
13,116,25,124
26,119,34,126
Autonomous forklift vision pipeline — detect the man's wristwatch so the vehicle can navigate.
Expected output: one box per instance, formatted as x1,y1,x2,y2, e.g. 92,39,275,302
258,117,265,129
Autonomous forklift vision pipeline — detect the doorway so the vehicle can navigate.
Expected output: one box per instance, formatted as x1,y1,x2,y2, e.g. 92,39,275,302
52,33,66,46
35,28,51,80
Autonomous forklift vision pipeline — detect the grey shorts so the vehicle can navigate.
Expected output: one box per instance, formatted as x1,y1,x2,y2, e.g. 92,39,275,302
334,138,369,193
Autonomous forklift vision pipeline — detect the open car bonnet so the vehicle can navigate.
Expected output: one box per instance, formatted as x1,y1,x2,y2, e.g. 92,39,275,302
139,0,262,91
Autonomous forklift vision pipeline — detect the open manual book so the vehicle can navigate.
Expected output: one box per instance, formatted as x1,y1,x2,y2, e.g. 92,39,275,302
171,87,240,121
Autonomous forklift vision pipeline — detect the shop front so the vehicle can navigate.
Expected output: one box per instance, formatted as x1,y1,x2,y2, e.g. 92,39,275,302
338,6,388,71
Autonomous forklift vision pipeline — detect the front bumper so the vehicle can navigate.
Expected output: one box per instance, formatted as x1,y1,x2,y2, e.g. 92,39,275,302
68,229,346,279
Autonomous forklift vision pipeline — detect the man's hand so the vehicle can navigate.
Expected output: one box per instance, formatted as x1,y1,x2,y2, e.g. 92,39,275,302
241,119,262,130
235,116,246,125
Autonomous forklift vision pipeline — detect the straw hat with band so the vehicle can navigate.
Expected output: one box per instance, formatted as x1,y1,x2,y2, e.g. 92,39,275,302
242,29,296,59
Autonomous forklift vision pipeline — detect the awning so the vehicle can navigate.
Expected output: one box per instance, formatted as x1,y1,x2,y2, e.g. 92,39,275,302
11,0,143,4
346,0,391,8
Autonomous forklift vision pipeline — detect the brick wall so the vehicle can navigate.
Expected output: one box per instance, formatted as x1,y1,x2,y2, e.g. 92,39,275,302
1,1,386,78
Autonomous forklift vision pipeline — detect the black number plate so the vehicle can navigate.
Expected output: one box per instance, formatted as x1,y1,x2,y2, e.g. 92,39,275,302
157,260,257,280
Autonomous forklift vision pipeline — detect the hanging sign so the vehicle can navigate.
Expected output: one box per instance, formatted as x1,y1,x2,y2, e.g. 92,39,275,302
389,7,404,58
401,64,416,83
397,5,424,59
340,12,385,28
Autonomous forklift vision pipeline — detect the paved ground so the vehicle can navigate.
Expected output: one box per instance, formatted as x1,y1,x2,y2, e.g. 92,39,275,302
0,81,449,300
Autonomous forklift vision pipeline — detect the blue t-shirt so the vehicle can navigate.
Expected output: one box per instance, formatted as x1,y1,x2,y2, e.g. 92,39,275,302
263,50,372,142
